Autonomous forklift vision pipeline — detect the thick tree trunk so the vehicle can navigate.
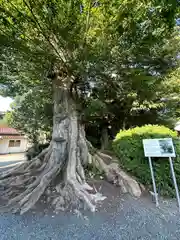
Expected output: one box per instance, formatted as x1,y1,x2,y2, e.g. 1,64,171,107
0,84,142,214
100,127,109,150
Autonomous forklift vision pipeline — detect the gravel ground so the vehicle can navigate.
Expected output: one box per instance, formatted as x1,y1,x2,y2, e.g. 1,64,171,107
0,193,180,240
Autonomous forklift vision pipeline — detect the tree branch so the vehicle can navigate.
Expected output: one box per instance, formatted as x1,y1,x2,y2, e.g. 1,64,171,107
22,0,67,67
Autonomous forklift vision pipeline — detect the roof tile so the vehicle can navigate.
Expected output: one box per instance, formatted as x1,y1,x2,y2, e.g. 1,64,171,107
0,135,26,139
0,127,20,135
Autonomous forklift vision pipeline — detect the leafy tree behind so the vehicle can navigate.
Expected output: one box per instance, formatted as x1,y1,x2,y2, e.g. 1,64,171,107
5,87,53,143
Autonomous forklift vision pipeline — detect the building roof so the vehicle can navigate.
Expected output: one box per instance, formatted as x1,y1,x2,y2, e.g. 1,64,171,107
0,127,20,135
0,135,26,139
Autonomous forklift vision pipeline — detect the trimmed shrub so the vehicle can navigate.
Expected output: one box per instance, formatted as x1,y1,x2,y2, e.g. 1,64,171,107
113,125,180,197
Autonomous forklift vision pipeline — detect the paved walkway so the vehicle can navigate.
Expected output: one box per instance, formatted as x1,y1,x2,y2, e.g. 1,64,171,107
0,195,180,240
0,153,26,169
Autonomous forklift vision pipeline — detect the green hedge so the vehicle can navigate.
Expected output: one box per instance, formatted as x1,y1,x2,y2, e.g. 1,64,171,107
113,125,180,197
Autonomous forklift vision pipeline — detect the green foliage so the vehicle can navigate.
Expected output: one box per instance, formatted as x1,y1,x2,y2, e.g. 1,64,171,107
0,0,179,148
85,162,105,180
6,88,52,143
0,0,179,94
113,125,180,197
0,116,8,126
157,68,180,127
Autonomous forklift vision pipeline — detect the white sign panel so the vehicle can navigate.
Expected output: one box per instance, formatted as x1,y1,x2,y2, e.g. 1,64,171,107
143,138,176,157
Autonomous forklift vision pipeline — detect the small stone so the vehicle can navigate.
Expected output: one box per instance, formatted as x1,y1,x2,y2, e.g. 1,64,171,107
53,196,65,211
52,197,59,206
74,209,82,218
56,206,65,211
46,189,51,196
84,216,89,221
55,185,59,192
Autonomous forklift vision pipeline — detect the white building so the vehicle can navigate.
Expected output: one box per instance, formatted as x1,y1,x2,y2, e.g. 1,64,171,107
175,121,180,137
0,127,28,154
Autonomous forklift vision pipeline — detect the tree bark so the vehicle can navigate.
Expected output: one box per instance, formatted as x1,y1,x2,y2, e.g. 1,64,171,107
0,84,142,214
100,127,109,150
0,85,102,213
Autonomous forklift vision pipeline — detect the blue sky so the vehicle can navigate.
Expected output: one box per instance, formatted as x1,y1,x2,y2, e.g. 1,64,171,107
0,96,13,111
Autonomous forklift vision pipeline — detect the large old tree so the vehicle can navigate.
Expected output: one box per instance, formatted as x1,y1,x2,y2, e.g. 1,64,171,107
0,0,179,214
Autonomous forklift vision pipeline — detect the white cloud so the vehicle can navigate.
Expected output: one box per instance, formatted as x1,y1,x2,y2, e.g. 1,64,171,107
0,96,13,111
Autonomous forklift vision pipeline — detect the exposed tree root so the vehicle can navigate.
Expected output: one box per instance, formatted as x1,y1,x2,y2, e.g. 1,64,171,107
0,136,142,214
0,118,107,214
0,135,142,214
87,141,142,197
0,87,142,214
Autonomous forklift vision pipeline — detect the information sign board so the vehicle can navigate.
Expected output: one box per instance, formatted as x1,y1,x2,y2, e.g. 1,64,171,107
142,138,180,210
143,138,176,158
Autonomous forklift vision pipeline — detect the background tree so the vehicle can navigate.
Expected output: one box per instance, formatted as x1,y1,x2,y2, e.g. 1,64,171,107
157,68,180,127
5,87,53,144
0,0,179,214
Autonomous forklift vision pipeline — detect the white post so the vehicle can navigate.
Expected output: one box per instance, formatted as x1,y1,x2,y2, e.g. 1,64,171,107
148,157,159,207
169,157,180,211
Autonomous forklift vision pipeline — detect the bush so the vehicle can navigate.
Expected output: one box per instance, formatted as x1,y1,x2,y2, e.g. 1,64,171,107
113,125,180,197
